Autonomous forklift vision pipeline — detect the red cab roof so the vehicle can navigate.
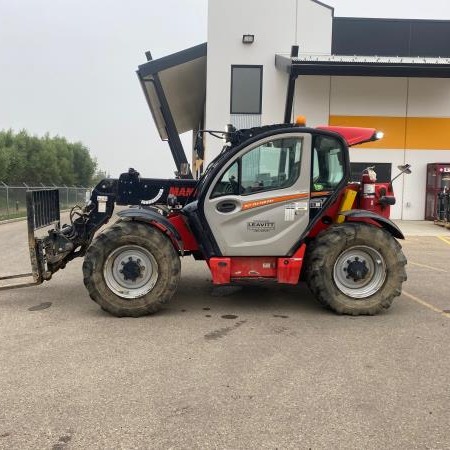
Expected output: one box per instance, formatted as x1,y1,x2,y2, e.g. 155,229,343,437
317,126,379,147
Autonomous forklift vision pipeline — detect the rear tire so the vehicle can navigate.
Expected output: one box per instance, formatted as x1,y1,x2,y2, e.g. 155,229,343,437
305,223,407,315
82,221,181,317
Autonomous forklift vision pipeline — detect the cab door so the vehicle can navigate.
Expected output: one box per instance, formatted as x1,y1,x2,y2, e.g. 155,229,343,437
203,133,312,256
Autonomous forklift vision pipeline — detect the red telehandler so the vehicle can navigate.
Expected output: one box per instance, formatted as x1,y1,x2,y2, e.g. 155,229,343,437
1,120,410,317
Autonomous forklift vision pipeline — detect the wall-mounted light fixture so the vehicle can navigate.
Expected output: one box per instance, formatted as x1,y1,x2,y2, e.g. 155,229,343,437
242,34,255,44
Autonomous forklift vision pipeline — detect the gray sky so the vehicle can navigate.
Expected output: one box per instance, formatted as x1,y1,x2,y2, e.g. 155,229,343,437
1,0,450,179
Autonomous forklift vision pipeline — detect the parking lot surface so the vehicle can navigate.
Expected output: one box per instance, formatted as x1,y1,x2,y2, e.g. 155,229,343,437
0,217,449,449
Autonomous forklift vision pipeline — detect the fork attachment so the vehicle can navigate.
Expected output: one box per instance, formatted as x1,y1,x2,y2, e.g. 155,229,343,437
0,189,60,291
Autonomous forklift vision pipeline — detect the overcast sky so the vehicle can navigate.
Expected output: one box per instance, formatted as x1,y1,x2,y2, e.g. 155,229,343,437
1,0,450,179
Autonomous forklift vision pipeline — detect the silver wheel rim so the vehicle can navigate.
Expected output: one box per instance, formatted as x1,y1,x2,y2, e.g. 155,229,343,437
333,246,386,299
103,245,159,299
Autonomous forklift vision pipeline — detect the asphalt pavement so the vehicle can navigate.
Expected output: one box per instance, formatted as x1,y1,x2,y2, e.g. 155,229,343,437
0,217,449,449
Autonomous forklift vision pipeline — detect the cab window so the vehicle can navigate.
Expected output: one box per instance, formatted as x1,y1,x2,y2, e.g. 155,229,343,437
312,136,345,192
211,137,303,198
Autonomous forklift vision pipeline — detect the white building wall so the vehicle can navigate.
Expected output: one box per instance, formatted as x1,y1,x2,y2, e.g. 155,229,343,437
293,75,331,127
408,78,450,117
402,151,448,220
205,0,332,161
297,0,333,56
330,77,409,117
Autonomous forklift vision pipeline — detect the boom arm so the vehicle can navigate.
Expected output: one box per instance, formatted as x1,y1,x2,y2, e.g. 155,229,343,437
21,169,198,284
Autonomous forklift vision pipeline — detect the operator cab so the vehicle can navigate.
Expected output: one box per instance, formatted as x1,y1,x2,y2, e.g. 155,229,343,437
184,124,350,258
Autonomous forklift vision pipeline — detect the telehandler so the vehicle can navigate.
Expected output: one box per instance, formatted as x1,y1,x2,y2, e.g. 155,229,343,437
1,119,409,317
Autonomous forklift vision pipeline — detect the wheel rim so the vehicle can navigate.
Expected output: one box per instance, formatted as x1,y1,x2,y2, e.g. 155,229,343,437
333,246,386,299
103,245,159,299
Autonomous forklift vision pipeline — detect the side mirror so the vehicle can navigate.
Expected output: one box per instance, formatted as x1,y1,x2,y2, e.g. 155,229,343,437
397,164,412,175
390,164,412,186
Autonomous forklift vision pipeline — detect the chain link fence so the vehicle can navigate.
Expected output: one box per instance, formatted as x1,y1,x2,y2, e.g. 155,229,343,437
0,183,90,221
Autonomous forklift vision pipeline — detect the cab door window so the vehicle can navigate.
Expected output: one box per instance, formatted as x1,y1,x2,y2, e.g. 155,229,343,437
211,161,239,197
312,136,345,192
211,137,303,198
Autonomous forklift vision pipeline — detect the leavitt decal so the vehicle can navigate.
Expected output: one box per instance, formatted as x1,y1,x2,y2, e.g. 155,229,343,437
247,220,276,232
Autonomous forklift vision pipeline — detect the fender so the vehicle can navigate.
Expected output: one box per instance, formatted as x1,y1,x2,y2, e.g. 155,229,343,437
117,208,184,252
341,209,405,240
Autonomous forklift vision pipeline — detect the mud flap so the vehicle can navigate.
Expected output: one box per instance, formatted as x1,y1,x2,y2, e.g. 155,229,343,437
0,189,60,291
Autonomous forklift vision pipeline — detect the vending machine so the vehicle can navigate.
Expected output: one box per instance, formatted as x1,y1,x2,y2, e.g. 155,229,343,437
425,163,450,220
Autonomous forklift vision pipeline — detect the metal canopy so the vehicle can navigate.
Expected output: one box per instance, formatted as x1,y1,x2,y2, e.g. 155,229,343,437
137,43,207,177
137,43,207,140
276,54,450,78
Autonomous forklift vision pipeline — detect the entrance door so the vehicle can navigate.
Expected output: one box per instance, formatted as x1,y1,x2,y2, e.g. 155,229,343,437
203,133,312,256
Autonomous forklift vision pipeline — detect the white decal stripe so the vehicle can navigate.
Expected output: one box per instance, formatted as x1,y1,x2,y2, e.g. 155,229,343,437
141,188,165,205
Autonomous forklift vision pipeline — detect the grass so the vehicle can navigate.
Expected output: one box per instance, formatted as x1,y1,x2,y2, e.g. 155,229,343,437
0,204,75,222
0,211,27,221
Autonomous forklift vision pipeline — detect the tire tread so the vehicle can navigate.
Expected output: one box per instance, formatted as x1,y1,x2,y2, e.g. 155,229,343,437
305,223,407,315
82,221,181,317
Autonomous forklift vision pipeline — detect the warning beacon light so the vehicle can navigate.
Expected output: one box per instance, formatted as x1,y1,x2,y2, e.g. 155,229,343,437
295,115,307,126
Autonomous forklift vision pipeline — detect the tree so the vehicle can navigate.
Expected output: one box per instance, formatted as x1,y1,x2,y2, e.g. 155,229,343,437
0,129,100,186
91,169,109,186
72,142,96,186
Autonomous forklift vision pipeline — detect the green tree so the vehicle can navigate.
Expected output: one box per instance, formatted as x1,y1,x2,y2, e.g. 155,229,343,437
72,142,97,186
0,129,100,186
91,169,109,186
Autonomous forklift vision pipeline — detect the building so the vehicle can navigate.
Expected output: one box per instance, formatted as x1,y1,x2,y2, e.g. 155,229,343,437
137,0,450,220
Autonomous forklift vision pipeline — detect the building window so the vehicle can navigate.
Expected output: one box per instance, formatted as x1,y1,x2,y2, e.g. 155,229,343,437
230,65,263,114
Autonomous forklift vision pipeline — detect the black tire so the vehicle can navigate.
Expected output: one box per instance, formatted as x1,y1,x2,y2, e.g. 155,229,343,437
305,223,407,315
82,220,181,317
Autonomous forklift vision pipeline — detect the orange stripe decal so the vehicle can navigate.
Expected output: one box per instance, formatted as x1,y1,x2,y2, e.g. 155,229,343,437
311,191,332,197
242,193,309,211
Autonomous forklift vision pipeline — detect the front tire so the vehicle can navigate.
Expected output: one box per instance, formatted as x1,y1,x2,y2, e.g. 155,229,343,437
305,223,407,315
82,221,181,317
